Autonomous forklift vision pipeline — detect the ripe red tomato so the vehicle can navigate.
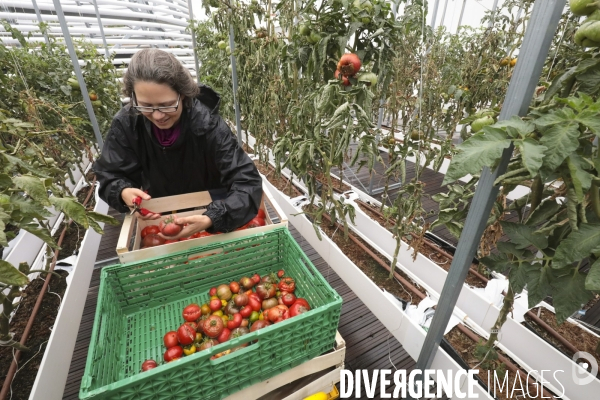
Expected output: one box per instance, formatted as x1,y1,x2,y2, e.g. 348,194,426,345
250,320,271,332
209,298,222,312
289,302,310,317
337,53,361,76
142,233,165,248
141,225,160,239
185,321,198,332
246,217,266,229
141,359,157,371
257,209,266,219
234,292,249,307
278,277,296,293
164,346,182,362
294,298,310,309
160,216,183,237
209,287,217,296
266,305,289,323
277,269,285,278
281,292,296,307
334,69,351,86
177,323,196,346
217,327,231,343
230,281,240,294
240,306,253,318
199,338,218,351
227,313,243,330
203,315,224,338
248,297,262,312
164,239,178,244
255,282,276,299
182,303,201,322
240,276,255,290
163,331,178,348
192,231,212,238
251,273,261,284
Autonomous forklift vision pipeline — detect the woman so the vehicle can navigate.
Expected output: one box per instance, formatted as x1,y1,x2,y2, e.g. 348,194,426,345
93,49,263,239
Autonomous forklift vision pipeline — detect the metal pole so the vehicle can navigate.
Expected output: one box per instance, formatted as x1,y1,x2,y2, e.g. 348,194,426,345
52,0,104,148
31,0,51,48
92,0,110,59
229,24,242,145
368,101,385,195
440,0,450,28
457,0,467,31
187,0,201,84
430,0,441,29
488,0,500,28
412,0,566,385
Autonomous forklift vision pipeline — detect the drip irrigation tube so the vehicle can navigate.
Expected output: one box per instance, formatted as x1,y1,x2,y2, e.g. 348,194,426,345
0,180,96,400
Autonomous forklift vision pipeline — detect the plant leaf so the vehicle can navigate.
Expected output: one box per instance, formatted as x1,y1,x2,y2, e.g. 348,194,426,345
526,199,561,226
12,175,50,206
509,262,535,295
500,221,548,250
86,211,119,226
553,223,600,268
527,265,553,307
49,197,89,229
585,258,600,291
567,153,594,202
493,116,535,135
480,253,512,273
539,122,580,171
551,270,593,324
443,127,511,185
515,138,547,177
0,260,29,286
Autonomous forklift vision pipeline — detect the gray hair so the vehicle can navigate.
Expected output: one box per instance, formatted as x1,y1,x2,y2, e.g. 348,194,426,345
122,49,199,106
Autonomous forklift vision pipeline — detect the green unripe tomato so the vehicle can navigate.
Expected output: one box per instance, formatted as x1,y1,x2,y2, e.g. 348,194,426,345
570,0,600,16
308,32,321,44
357,72,377,87
299,24,311,36
470,116,494,133
218,40,227,50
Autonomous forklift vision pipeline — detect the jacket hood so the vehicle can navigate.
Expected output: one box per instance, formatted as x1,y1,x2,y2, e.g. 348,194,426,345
188,84,221,135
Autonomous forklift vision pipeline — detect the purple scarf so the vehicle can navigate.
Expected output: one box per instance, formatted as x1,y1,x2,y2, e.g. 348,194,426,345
152,122,181,147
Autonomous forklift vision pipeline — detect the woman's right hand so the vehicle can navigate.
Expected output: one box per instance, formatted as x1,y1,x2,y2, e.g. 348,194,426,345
121,188,161,220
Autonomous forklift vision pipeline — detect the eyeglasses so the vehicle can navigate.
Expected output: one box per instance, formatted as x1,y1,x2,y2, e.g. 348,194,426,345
131,92,180,113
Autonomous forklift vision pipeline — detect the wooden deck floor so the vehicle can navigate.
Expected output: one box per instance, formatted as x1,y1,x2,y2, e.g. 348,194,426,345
62,210,418,399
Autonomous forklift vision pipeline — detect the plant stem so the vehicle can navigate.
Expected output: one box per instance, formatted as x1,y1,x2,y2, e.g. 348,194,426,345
485,284,514,349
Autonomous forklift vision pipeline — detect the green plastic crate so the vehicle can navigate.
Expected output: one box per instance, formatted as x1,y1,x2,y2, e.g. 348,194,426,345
80,227,342,400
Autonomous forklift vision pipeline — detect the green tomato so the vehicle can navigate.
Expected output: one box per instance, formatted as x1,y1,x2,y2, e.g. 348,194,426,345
308,32,321,44
218,40,227,50
575,20,600,46
299,24,311,36
470,116,494,133
357,72,377,87
570,0,600,16
584,9,600,22
67,77,80,89
225,46,231,53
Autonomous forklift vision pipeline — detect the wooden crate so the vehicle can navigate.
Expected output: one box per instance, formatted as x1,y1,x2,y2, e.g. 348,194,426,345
116,185,287,263
224,332,345,400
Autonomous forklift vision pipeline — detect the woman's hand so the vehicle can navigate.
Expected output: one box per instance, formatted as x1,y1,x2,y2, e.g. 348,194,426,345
158,214,213,240
121,188,161,220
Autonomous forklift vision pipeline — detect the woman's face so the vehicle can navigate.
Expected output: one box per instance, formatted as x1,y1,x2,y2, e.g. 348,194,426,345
133,81,184,129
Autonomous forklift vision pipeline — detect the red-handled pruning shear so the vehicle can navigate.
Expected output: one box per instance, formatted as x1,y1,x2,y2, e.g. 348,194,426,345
129,195,158,217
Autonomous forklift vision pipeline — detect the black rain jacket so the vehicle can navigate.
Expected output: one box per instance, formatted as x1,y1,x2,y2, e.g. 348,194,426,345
93,85,263,233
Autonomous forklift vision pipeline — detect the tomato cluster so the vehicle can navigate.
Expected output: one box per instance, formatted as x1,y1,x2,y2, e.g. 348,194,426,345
138,209,268,249
140,269,310,371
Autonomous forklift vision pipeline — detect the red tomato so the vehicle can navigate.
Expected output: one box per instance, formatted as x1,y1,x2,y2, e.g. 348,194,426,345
337,53,362,77
203,315,224,338
250,320,271,332
209,298,223,312
246,217,266,229
230,281,240,294
164,346,183,362
185,321,198,332
217,327,231,343
277,269,285,278
209,287,217,296
177,323,196,346
227,313,243,330
294,298,310,309
163,331,178,348
234,292,249,307
266,305,289,323
289,302,310,317
164,239,178,244
257,209,266,219
160,216,183,237
281,292,296,307
182,303,201,322
192,231,212,238
141,359,157,371
248,297,262,312
142,233,165,248
240,306,253,318
141,225,160,239
251,273,261,284
278,277,296,293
